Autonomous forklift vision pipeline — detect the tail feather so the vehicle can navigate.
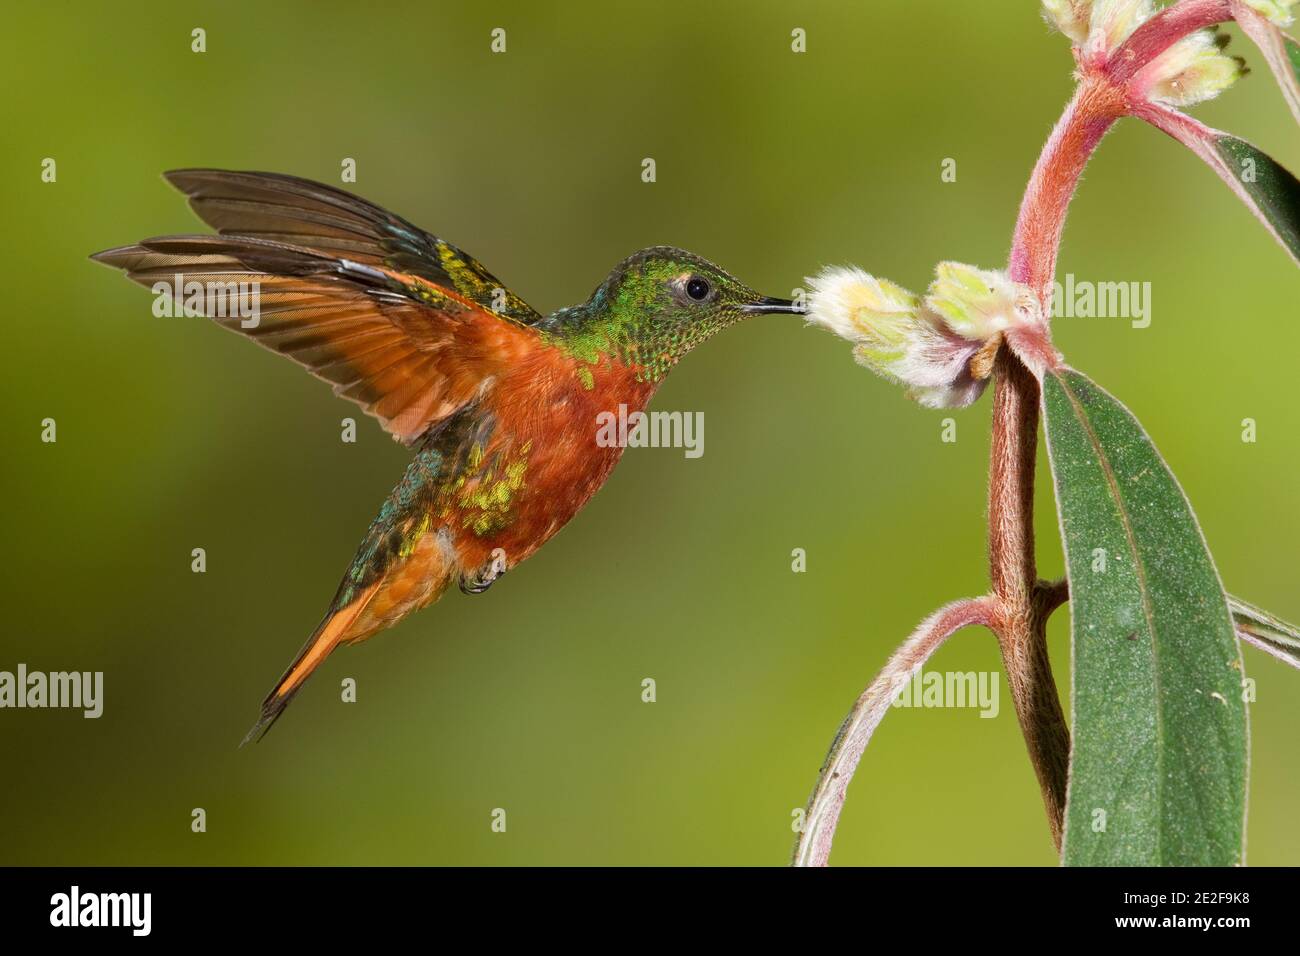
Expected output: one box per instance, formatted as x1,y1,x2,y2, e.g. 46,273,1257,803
240,684,303,747
240,582,381,745
238,462,460,745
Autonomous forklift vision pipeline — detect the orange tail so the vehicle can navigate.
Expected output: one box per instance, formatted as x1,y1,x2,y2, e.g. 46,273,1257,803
240,583,381,746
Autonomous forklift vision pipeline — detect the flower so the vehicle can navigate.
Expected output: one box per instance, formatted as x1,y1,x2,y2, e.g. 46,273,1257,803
805,263,1046,409
1135,29,1246,107
925,262,1041,341
801,266,920,353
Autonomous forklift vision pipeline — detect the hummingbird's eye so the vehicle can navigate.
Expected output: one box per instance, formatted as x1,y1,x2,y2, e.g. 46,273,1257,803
685,277,711,301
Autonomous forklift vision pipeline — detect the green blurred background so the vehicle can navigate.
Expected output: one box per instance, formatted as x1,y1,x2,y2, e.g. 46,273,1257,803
1,0,1297,866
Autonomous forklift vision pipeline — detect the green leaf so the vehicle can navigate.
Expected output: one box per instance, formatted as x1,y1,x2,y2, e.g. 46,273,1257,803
1137,102,1300,267
1215,137,1300,259
1041,368,1247,866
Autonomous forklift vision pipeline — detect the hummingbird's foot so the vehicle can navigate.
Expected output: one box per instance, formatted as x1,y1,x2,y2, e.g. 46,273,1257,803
459,548,509,595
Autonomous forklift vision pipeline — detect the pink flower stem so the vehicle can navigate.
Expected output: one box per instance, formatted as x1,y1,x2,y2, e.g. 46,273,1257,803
1008,80,1124,298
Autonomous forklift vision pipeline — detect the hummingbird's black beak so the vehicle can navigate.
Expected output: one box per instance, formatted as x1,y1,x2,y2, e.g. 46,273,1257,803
741,296,804,315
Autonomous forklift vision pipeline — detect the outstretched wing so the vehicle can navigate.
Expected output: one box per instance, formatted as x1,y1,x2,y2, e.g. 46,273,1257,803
165,168,540,324
91,170,543,445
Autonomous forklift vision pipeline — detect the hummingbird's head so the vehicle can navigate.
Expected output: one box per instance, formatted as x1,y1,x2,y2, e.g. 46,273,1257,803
554,246,799,382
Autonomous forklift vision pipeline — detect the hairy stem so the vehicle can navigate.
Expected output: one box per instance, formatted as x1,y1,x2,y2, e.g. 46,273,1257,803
1008,78,1124,298
995,66,1132,851
987,353,1040,608
987,354,1072,848
792,597,995,867
990,0,1240,849
1238,627,1300,668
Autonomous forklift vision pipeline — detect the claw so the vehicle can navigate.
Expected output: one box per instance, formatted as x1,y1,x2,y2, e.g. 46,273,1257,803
459,547,508,595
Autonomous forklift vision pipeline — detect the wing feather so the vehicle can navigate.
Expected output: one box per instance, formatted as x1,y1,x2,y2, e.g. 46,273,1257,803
163,168,541,325
91,227,538,445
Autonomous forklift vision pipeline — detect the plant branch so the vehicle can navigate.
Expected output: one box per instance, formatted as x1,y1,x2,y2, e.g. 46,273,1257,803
986,353,1072,848
1009,0,1239,300
992,69,1129,849
1039,577,1070,617
1238,627,1300,668
1230,594,1300,669
1008,77,1125,298
987,353,1041,609
1233,0,1300,126
792,596,995,867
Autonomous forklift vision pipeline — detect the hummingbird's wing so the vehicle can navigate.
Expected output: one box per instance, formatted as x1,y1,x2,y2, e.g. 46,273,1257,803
91,170,542,446
163,168,541,325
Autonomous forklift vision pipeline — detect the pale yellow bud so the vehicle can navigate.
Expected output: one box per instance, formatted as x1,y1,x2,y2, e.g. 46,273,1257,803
1243,0,1296,27
1138,30,1246,107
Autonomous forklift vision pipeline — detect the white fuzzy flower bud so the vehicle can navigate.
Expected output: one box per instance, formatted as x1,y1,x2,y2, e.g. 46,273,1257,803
806,263,1045,409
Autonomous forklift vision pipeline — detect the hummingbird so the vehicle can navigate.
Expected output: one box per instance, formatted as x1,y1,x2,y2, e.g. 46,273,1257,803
92,169,798,743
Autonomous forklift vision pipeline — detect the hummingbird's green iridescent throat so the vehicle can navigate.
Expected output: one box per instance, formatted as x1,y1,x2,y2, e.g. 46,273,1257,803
538,246,799,383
